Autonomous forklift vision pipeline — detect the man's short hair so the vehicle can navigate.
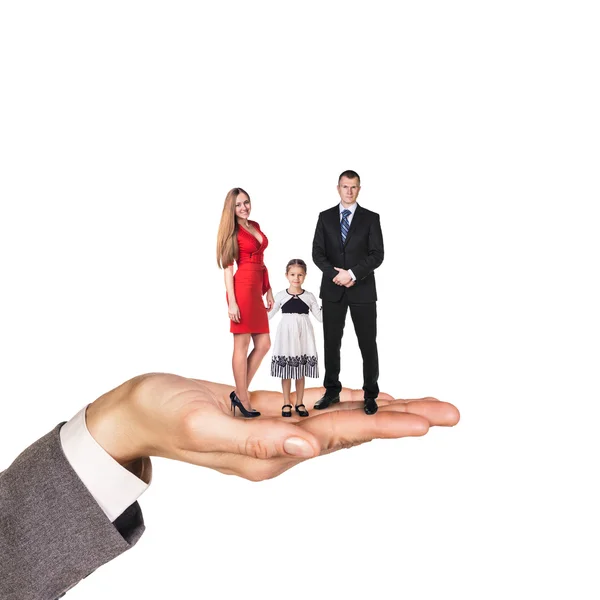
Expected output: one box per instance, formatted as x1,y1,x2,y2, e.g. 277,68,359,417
338,170,360,185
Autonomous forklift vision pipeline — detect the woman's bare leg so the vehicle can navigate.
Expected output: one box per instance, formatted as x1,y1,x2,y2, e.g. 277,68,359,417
246,333,271,388
232,333,252,408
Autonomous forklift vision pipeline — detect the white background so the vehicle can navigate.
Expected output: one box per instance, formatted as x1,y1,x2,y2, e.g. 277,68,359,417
1,1,599,598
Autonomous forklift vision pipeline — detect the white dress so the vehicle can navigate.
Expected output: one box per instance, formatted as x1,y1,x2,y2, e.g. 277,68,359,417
268,289,323,379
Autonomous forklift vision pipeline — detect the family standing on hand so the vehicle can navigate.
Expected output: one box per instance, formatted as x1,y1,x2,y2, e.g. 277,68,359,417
216,170,385,418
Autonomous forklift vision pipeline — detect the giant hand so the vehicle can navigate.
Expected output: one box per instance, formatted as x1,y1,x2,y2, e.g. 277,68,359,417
86,374,460,482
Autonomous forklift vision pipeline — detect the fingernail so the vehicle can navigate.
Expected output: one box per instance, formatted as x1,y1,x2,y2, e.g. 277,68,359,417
284,437,314,457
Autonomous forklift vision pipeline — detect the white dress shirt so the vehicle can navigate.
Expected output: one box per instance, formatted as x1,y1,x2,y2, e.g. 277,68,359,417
60,406,151,522
339,202,357,281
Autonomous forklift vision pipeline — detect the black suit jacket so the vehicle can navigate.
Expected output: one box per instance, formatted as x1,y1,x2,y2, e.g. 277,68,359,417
312,203,384,303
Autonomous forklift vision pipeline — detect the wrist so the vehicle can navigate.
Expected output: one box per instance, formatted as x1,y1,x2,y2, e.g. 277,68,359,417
86,377,147,465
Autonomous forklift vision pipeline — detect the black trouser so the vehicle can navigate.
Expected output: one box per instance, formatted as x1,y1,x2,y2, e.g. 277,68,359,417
322,295,379,398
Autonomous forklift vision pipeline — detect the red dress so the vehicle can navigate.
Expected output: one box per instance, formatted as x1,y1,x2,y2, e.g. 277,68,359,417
229,221,271,334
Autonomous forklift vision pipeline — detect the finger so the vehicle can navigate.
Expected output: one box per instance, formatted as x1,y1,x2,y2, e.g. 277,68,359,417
331,399,458,427
300,393,458,427
303,389,457,426
380,399,460,426
181,411,321,460
244,388,459,427
296,409,431,454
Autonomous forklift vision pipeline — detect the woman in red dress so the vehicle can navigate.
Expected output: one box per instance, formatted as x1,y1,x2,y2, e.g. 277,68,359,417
216,187,274,417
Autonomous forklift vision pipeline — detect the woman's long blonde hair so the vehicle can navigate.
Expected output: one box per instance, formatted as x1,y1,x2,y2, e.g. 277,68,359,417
216,187,249,268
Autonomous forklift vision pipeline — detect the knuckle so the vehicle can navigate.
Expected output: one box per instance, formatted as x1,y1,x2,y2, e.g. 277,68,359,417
243,436,274,460
325,413,362,452
337,439,360,451
326,434,357,451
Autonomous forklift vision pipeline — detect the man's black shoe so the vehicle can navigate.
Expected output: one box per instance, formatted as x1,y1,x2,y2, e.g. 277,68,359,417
313,394,340,410
364,397,378,415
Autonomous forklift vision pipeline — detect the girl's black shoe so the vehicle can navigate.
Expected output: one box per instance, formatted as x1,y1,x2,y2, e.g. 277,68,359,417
230,391,260,418
295,404,309,417
282,404,293,417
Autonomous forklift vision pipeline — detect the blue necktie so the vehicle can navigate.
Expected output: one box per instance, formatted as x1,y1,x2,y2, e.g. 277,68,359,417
341,209,351,244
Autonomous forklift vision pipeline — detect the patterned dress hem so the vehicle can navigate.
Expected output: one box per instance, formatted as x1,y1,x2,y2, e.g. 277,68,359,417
270,355,319,379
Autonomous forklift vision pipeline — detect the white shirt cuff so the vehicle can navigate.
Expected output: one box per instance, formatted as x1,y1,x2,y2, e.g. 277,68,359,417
348,269,357,281
60,405,150,522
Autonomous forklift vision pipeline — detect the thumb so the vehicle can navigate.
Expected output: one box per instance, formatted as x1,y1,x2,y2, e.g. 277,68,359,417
184,412,321,459
334,267,341,271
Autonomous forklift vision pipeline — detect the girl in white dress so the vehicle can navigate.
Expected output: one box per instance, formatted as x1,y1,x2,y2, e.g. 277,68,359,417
268,259,322,417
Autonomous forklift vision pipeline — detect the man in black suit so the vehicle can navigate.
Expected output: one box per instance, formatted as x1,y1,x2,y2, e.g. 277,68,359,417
312,170,385,415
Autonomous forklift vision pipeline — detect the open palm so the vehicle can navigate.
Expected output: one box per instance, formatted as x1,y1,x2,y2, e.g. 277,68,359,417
87,373,460,483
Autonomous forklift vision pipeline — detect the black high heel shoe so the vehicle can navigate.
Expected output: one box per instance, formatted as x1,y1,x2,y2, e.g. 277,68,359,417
295,404,309,417
229,391,258,412
230,391,260,418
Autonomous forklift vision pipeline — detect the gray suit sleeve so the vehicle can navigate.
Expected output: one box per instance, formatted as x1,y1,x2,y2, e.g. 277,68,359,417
0,425,145,600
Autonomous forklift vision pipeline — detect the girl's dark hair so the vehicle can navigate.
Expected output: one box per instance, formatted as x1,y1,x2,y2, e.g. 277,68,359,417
285,259,307,273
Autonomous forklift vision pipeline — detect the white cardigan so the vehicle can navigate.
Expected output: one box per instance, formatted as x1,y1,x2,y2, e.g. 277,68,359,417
268,289,323,322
